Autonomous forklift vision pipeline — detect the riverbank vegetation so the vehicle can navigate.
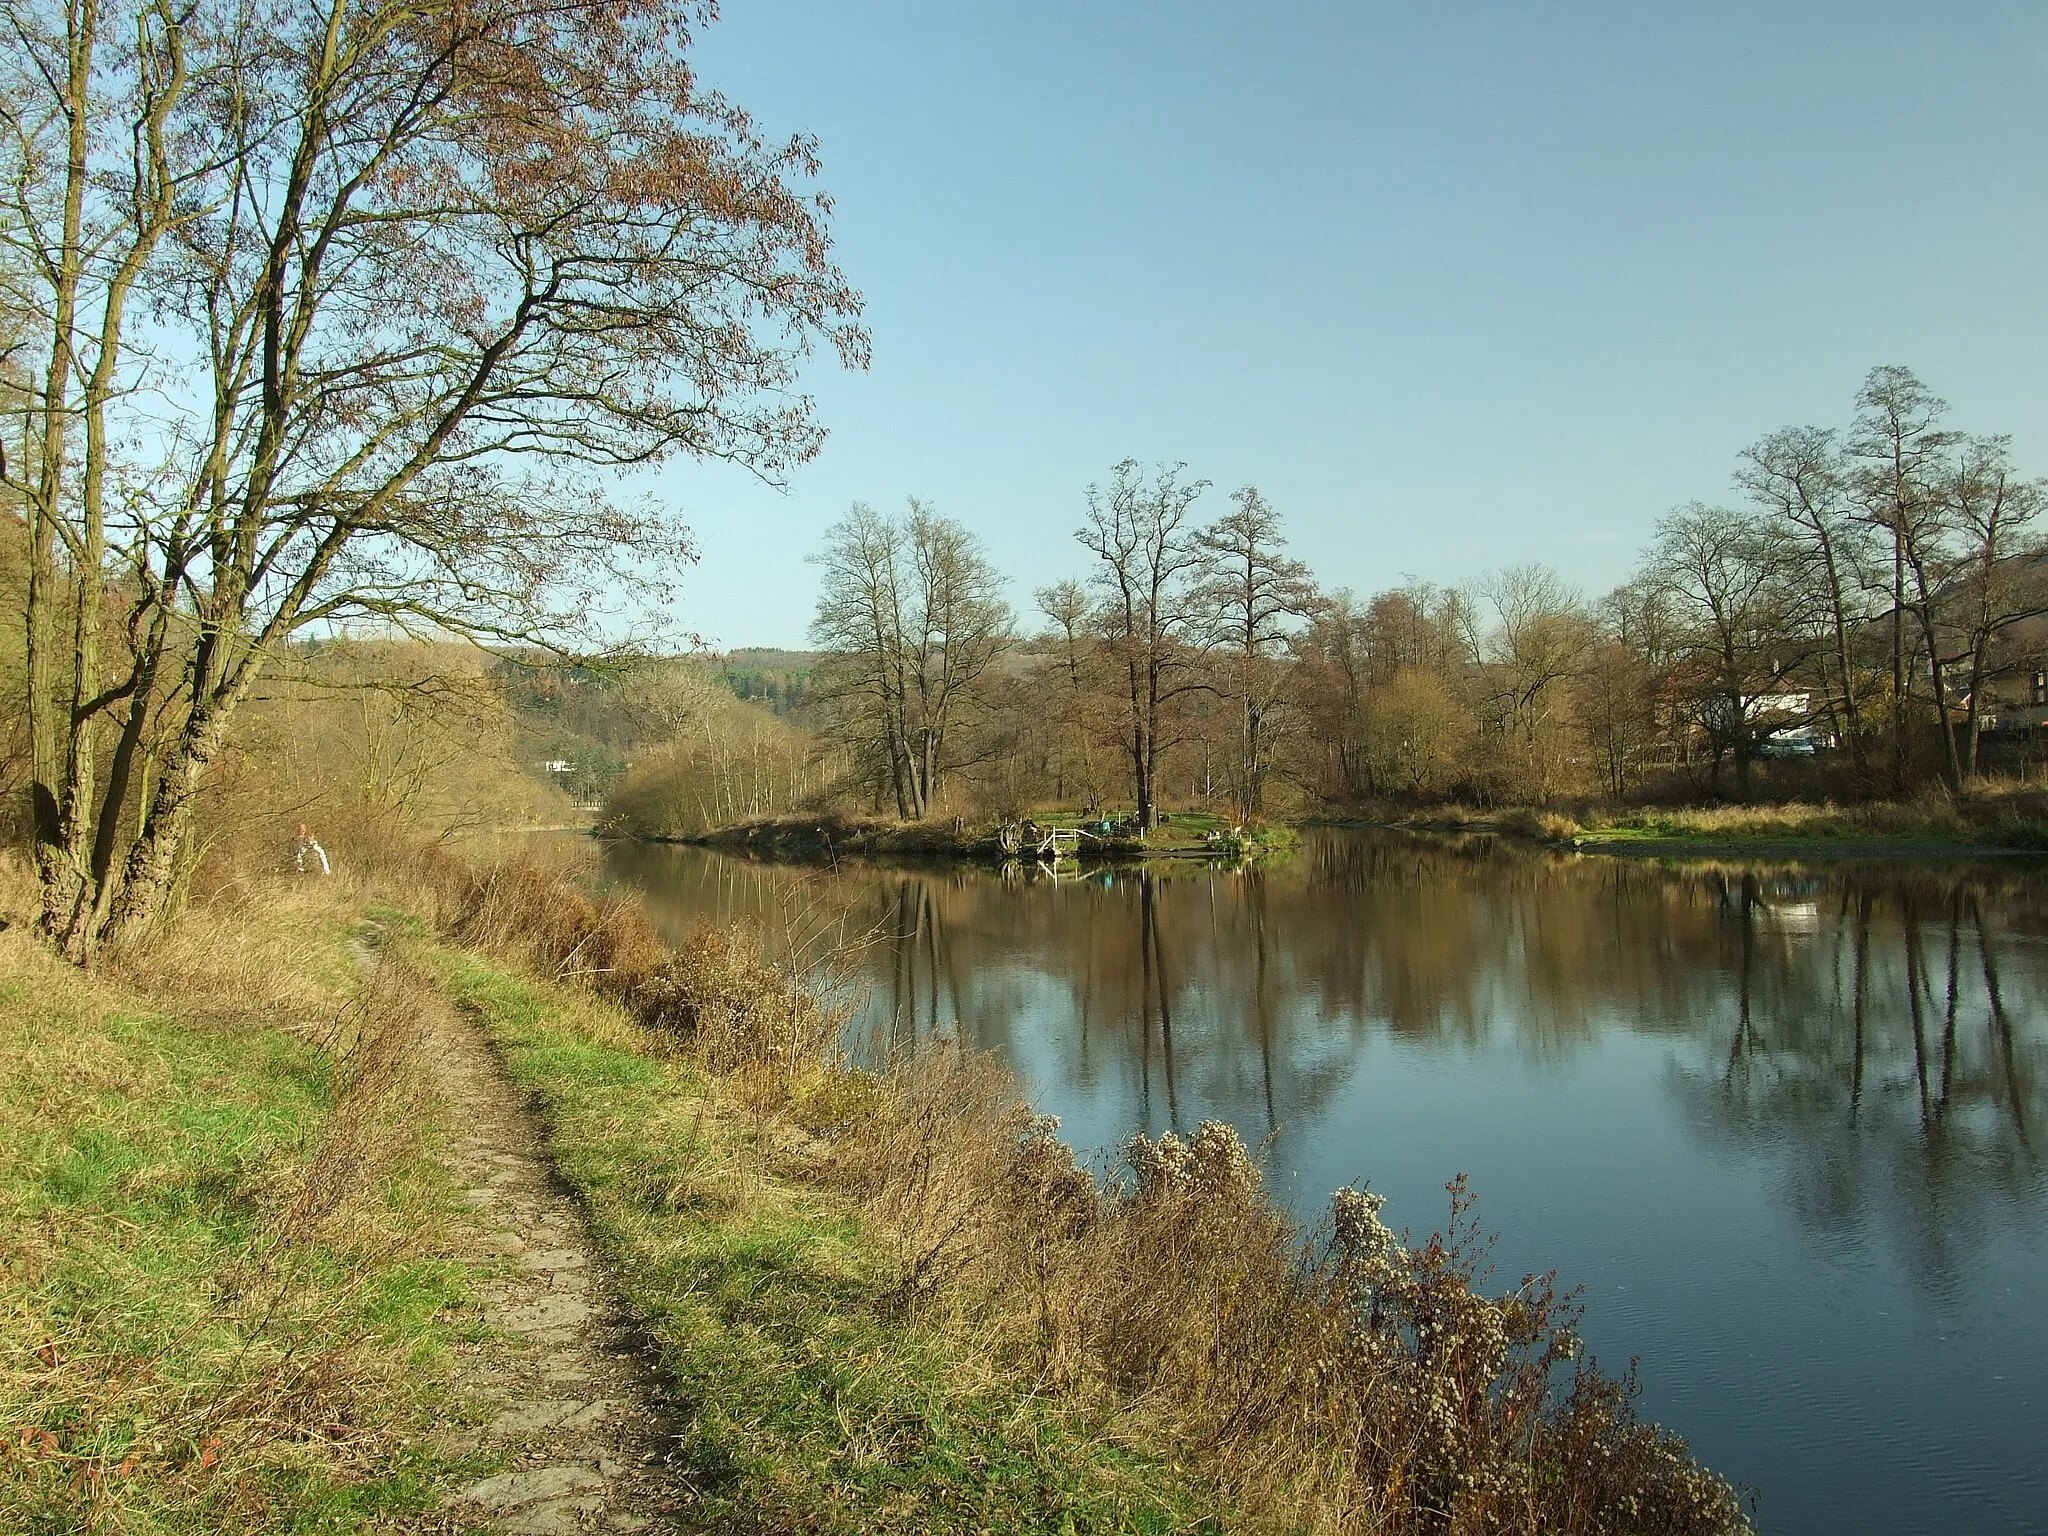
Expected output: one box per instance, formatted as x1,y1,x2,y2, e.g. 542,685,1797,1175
2,786,1759,1533
1382,781,2048,852
664,806,1299,866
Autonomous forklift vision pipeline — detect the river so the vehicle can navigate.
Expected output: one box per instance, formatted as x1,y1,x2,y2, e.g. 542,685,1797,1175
592,826,2047,1536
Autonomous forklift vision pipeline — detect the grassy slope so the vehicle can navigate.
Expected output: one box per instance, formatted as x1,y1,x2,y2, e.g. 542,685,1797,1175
0,902,493,1535
418,942,1222,1536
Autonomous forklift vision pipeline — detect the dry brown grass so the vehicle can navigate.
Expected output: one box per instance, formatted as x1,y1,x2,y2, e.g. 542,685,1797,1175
1498,807,1583,842
416,847,847,1086
1370,777,2048,851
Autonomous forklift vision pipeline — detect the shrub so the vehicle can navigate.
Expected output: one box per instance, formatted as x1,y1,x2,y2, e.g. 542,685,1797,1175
823,1096,1751,1536
433,851,843,1084
1500,807,1581,842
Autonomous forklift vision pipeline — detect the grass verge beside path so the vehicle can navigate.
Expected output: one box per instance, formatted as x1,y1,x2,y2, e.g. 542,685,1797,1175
416,940,1222,1536
0,895,494,1536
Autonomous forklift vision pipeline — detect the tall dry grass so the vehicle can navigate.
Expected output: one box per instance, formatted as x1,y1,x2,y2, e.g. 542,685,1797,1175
817,1046,1749,1536
403,845,848,1082
1576,782,2048,847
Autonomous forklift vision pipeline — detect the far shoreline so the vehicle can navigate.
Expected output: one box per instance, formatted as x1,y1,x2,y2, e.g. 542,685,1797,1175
590,807,2048,869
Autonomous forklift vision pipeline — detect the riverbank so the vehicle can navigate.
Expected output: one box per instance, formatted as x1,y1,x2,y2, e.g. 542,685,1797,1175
0,858,1224,1534
635,789,2048,872
3,844,1755,1534
651,809,1300,867
1339,790,2048,860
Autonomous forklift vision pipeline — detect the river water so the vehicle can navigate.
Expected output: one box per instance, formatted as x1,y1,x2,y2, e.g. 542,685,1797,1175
593,827,2047,1535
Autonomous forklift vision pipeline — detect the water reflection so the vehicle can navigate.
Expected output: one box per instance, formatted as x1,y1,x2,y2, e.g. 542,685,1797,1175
596,830,2048,1536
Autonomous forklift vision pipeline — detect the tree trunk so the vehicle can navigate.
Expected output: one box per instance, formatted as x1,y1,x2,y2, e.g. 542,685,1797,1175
1891,533,1908,787
1238,696,1261,824
1904,579,1964,793
1965,660,1985,779
27,0,97,949
1816,537,1864,772
105,699,238,943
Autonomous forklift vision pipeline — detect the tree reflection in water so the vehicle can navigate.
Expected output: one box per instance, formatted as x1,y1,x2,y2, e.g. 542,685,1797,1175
1694,864,2038,1293
595,827,2048,1535
603,830,2040,1223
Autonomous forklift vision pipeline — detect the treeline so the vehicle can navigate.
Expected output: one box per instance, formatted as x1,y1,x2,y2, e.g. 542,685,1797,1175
796,365,2047,826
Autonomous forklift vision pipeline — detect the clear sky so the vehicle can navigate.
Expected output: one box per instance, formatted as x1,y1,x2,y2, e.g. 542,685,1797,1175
650,0,2048,650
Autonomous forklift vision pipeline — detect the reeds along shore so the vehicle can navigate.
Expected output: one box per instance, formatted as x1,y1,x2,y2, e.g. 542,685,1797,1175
412,843,1755,1535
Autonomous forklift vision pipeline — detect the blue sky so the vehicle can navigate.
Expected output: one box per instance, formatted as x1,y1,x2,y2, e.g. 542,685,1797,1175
652,0,2048,649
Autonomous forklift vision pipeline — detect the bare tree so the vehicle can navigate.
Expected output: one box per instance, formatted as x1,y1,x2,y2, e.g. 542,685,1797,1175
1032,577,1104,806
1295,591,1369,799
1193,486,1317,822
1640,504,1803,794
1296,582,1476,802
1939,437,2048,775
901,502,1011,811
1590,576,1690,791
1077,460,1210,830
1466,565,1593,800
1849,366,1963,788
3,0,866,957
810,504,909,812
1738,425,1876,771
810,499,1010,819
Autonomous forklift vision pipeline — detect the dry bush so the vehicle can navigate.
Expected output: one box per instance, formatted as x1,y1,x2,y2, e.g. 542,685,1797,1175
430,849,846,1085
639,922,842,1077
826,1044,1026,1302
824,1081,1752,1536
1499,807,1581,842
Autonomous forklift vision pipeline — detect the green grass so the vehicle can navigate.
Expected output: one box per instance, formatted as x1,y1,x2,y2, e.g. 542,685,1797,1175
0,919,494,1536
421,947,1224,1535
1569,803,2039,854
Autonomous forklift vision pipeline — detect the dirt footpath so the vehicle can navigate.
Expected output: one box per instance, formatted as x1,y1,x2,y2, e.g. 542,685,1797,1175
410,971,688,1535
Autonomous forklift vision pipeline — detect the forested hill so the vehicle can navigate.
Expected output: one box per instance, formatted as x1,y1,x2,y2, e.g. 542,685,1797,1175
718,649,823,719
495,650,823,806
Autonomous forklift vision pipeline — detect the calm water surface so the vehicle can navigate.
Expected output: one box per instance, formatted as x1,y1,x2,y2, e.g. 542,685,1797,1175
595,828,2047,1536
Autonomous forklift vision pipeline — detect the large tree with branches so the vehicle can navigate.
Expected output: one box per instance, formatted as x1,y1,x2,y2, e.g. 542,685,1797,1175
809,499,1010,819
1192,485,1316,823
1078,460,1210,832
2,0,865,957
